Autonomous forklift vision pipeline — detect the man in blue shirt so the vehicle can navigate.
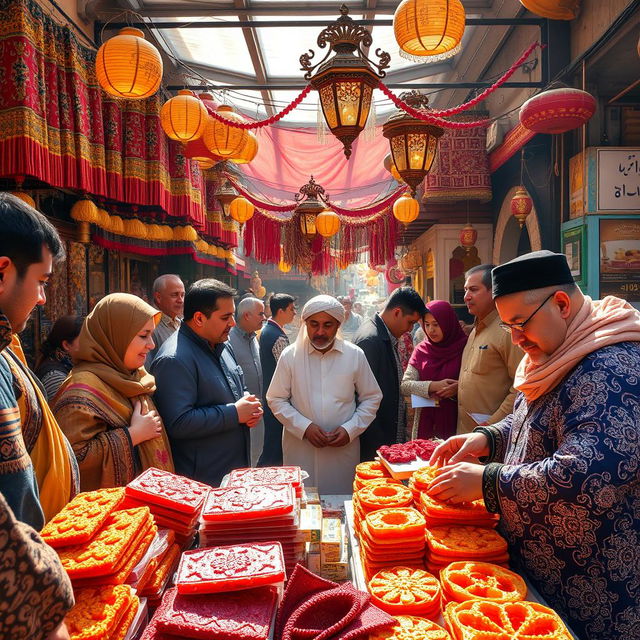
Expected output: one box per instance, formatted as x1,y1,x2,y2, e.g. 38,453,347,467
151,279,263,486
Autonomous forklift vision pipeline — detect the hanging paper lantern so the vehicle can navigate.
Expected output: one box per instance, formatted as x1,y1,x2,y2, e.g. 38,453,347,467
459,223,478,253
228,197,254,224
9,191,36,208
203,106,249,159
394,0,466,62
511,187,533,228
95,27,163,99
173,225,198,242
316,210,340,238
70,199,100,224
519,88,596,134
123,218,147,239
108,215,124,235
160,90,209,142
182,137,222,168
519,0,580,20
230,131,258,165
383,154,403,183
393,193,420,224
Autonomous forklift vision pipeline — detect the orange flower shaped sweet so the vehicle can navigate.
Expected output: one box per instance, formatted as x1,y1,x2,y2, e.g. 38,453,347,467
425,526,508,558
440,562,527,603
420,493,496,521
368,566,441,617
358,483,413,513
443,600,573,639
412,466,440,491
366,508,426,540
370,615,452,640
356,461,390,479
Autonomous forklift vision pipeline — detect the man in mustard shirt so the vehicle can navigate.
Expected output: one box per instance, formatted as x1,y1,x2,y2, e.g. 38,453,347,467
456,264,523,433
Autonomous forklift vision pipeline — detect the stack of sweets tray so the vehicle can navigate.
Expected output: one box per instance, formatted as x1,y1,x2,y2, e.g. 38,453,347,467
138,541,182,609
353,481,413,536
199,483,304,576
126,527,174,590
140,585,278,640
410,466,499,528
56,506,157,588
226,465,303,498
424,525,509,574
353,461,393,490
65,584,140,640
123,467,211,547
359,507,426,581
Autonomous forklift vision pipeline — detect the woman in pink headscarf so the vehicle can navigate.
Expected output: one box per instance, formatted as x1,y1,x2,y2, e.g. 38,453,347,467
400,300,468,440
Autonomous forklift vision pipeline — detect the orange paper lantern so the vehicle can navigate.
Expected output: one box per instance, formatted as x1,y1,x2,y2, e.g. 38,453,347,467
160,90,209,142
95,27,162,99
230,131,258,165
70,199,100,224
519,0,580,20
316,210,340,238
228,197,254,224
203,106,249,159
393,194,420,224
459,223,478,252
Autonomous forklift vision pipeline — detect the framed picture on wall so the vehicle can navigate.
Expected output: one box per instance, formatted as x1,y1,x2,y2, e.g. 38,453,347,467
599,218,640,302
562,225,585,283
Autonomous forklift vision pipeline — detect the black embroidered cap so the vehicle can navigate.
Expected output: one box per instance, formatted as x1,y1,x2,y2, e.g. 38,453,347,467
491,250,575,299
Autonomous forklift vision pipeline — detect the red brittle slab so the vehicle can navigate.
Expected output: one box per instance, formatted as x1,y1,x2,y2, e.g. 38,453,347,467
156,586,277,640
126,467,211,515
227,466,301,490
176,542,285,594
202,483,295,522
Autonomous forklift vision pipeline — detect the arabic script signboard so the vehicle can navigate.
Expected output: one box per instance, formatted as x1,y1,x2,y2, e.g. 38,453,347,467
597,149,640,211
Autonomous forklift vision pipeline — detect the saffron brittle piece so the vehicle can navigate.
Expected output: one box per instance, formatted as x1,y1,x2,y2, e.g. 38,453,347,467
202,483,295,522
425,525,508,559
156,586,278,640
369,615,452,640
440,561,526,603
126,467,211,515
41,487,125,548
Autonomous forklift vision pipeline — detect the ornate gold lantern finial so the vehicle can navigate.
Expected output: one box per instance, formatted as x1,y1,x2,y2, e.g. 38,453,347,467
300,5,390,158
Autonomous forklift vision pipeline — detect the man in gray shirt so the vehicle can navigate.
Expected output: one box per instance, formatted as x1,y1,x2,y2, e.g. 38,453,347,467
228,296,266,465
146,274,185,368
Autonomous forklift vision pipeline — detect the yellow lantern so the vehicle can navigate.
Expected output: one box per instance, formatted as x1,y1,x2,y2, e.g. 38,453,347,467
394,0,466,62
160,90,209,142
95,207,110,229
70,199,101,224
95,27,163,99
230,131,258,165
203,106,249,159
393,193,420,224
9,191,36,208
315,210,340,238
279,259,292,273
228,197,255,224
173,225,198,242
383,153,403,183
123,218,147,239
519,0,580,20
147,224,163,241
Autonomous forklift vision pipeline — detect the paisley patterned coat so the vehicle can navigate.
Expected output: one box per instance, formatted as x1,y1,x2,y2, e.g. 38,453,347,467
480,342,640,640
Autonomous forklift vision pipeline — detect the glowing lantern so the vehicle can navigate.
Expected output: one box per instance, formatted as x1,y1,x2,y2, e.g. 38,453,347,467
459,223,477,253
295,176,326,240
203,105,249,159
519,88,596,134
228,197,254,225
95,27,162,99
394,0,466,62
279,259,292,273
183,137,221,169
300,6,390,158
519,0,580,20
9,191,36,208
383,91,444,196
383,153,404,183
393,193,420,224
511,187,533,228
230,131,258,165
160,90,209,142
316,210,340,238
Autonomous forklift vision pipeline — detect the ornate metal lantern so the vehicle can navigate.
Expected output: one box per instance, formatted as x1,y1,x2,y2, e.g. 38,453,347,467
295,176,327,240
300,5,390,158
214,178,239,217
459,223,478,253
511,187,533,228
383,91,444,196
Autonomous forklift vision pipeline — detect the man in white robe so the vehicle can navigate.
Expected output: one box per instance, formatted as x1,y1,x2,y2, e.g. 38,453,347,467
267,295,382,494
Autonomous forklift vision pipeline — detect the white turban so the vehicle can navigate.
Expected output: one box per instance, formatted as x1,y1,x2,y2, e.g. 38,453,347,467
301,295,345,324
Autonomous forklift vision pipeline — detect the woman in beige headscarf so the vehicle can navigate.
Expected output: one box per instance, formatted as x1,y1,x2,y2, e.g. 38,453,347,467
53,293,174,491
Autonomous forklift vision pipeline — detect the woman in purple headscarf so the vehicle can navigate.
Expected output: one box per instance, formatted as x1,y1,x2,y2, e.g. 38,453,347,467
400,300,468,440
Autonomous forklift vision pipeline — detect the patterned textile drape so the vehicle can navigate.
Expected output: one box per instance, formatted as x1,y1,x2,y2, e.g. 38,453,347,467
424,117,492,203
0,0,238,247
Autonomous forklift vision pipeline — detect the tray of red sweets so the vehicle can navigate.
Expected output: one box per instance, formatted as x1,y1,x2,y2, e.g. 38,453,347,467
376,439,441,479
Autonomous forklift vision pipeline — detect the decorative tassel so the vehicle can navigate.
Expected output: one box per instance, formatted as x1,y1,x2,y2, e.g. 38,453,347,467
397,42,462,65
363,98,377,142
316,98,328,144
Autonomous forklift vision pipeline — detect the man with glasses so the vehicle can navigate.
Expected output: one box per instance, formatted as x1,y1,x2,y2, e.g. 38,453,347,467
428,250,640,640
457,264,523,433
228,297,266,466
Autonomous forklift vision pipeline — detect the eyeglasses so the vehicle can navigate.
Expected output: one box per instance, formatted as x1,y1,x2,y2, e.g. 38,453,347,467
499,292,555,334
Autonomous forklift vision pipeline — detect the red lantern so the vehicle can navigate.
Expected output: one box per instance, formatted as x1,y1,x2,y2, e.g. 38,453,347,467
511,187,533,227
519,88,596,134
182,138,222,168
459,223,477,253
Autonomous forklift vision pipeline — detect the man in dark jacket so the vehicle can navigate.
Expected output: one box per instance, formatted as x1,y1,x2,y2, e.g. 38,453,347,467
151,279,263,486
354,287,426,461
257,293,296,466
